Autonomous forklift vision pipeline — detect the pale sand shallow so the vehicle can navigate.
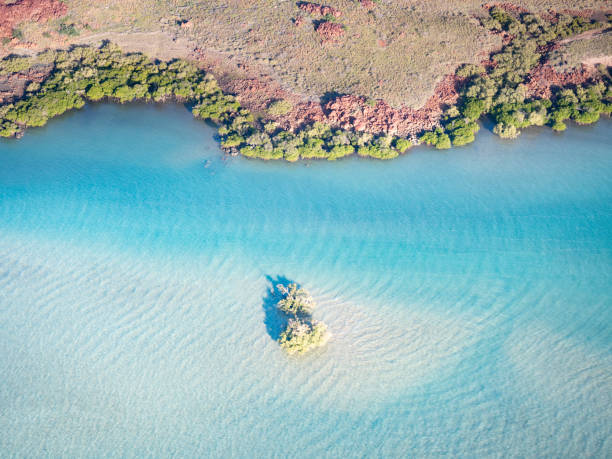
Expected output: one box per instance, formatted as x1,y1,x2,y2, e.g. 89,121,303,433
0,104,610,456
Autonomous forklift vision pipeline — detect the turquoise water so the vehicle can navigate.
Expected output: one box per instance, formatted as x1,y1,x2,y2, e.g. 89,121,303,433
1,104,611,457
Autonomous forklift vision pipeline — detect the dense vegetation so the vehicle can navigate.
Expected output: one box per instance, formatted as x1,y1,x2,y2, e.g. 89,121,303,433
0,43,415,160
1,7,611,161
0,43,247,139
0,43,416,160
277,284,329,355
234,120,412,161
418,8,612,148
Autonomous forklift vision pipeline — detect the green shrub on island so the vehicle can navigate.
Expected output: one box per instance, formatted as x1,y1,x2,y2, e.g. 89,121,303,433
276,283,329,355
277,283,315,316
279,319,329,355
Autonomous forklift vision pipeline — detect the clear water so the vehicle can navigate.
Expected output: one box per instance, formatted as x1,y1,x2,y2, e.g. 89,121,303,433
0,104,611,457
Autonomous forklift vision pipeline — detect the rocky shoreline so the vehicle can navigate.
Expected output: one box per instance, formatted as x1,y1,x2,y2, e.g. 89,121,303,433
1,3,610,160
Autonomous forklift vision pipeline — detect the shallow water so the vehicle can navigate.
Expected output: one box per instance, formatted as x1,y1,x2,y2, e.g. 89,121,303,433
0,104,611,457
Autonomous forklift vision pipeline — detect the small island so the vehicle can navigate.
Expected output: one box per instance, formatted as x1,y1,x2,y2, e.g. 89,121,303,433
276,283,329,355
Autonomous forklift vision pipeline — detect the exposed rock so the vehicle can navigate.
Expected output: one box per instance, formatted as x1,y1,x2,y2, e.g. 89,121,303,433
263,73,464,137
322,74,464,136
0,0,67,38
298,2,342,18
223,77,291,113
316,21,345,42
559,9,596,18
0,65,52,103
360,0,376,9
527,63,598,98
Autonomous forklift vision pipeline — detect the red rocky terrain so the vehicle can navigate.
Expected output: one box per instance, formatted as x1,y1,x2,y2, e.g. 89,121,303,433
0,0,66,38
527,63,598,98
315,21,345,42
297,2,342,18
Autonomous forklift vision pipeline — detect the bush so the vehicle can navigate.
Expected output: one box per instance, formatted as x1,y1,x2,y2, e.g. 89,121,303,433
221,133,245,148
284,149,300,162
435,133,451,149
86,84,104,101
447,8,609,146
0,120,20,137
0,44,254,140
551,120,567,132
58,23,79,37
278,319,329,355
0,56,34,75
493,122,520,138
489,6,515,30
573,110,600,125
328,144,354,160
357,144,398,159
461,98,486,121
267,99,293,116
298,137,327,159
277,284,314,316
240,145,283,160
394,138,412,153
456,64,485,78
419,130,439,146
11,29,24,41
451,128,475,146
276,283,329,355
447,119,479,146
113,85,138,103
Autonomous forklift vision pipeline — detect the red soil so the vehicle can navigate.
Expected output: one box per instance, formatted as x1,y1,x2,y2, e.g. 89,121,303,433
527,63,598,98
2,1,604,139
360,0,376,10
298,2,342,18
0,0,66,38
483,3,529,14
222,77,290,113
0,65,51,103
560,9,596,18
323,75,463,137
268,74,465,137
315,21,345,42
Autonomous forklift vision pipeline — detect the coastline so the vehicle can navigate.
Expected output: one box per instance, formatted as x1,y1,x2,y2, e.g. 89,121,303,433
1,6,611,160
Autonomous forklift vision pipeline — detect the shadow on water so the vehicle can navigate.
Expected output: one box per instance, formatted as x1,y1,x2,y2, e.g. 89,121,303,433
263,275,299,341
480,114,496,133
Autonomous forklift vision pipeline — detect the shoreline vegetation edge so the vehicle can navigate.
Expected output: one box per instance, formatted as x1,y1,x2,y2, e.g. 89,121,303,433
1,7,611,161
